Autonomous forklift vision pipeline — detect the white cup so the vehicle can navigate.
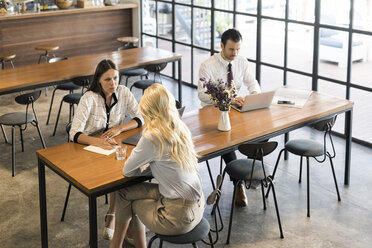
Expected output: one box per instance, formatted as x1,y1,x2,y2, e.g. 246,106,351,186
115,145,127,160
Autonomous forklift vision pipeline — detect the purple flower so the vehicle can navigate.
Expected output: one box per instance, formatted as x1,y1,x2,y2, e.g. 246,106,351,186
202,78,237,111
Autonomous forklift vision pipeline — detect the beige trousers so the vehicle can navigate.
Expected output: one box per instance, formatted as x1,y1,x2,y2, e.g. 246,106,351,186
116,182,205,235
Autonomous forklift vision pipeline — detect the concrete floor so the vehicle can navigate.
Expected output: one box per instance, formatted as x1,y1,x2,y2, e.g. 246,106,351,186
1,77,372,248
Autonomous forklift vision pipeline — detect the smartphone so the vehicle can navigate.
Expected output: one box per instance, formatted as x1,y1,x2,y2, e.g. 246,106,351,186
277,100,295,105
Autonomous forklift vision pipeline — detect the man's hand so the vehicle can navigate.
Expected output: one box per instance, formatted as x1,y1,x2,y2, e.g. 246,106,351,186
231,96,245,107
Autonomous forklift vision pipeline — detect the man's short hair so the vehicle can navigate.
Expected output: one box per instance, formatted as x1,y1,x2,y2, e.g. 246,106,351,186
221,29,242,46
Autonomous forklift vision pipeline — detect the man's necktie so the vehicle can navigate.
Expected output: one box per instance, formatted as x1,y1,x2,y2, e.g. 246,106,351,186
227,63,234,85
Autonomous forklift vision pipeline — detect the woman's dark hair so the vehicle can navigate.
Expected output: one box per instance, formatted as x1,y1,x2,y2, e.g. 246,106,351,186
87,59,118,94
221,28,242,46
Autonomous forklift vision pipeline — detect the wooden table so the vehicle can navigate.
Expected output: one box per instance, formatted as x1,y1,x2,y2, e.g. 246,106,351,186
0,47,183,104
36,91,353,247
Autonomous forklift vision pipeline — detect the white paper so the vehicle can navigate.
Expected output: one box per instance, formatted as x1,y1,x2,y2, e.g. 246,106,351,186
83,145,116,156
272,87,313,108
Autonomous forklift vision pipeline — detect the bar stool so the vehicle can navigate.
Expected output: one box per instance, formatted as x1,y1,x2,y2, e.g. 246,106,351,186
35,44,59,63
0,53,16,69
46,57,83,125
130,62,167,94
117,36,139,50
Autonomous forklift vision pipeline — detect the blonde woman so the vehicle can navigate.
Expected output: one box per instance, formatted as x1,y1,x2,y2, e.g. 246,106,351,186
110,84,204,248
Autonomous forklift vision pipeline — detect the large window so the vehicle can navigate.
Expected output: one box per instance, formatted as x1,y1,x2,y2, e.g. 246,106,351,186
141,0,372,146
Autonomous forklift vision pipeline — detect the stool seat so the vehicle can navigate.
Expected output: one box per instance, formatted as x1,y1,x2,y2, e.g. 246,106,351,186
0,53,16,60
0,112,35,126
62,92,82,105
35,45,60,51
117,37,139,44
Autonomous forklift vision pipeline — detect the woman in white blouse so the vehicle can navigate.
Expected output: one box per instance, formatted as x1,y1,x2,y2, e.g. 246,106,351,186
70,59,143,240
110,84,204,248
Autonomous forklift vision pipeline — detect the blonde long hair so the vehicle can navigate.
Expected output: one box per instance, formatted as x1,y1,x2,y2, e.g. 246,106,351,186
139,84,198,172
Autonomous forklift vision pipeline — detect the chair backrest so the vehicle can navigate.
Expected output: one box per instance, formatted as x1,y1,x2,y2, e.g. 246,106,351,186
15,90,41,105
48,57,68,63
238,141,278,160
144,62,167,73
312,115,337,132
71,75,93,90
312,115,337,161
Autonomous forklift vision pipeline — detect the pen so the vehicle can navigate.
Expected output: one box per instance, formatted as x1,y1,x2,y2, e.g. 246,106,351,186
104,136,117,146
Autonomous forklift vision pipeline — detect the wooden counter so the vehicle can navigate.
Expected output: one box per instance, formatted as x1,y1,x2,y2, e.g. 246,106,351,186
0,3,138,67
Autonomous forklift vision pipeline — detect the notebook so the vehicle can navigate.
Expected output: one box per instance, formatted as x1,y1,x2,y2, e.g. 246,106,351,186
231,91,276,113
122,106,186,146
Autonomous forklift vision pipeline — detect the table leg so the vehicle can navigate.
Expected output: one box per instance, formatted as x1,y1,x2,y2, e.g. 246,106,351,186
38,158,48,248
344,109,353,185
284,132,289,160
89,196,98,248
178,58,182,106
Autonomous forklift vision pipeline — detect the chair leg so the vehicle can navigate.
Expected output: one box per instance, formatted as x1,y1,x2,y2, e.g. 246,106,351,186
147,235,158,248
226,182,238,244
46,88,58,125
11,126,15,177
1,124,9,143
261,180,266,210
53,100,64,136
269,179,284,238
10,60,14,68
299,156,303,183
19,126,24,152
306,157,310,217
125,76,129,86
34,121,46,149
328,156,341,201
61,184,72,221
208,231,215,248
159,239,163,247
68,103,73,123
105,194,108,204
192,243,198,248
38,54,43,64
265,148,285,198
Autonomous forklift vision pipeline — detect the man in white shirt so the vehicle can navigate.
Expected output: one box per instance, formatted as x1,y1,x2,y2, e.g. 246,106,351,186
198,28,261,207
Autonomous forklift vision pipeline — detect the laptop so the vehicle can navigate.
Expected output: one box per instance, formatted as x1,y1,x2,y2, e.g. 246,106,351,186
231,91,276,113
122,106,186,146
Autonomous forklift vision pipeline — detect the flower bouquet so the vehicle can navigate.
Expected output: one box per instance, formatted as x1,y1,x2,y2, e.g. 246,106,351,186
201,77,237,131
201,77,237,111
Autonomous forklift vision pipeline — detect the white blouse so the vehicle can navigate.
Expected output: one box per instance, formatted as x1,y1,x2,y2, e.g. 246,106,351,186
70,85,143,141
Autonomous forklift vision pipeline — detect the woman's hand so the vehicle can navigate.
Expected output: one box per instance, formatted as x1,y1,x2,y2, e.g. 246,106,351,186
102,126,122,139
92,137,118,150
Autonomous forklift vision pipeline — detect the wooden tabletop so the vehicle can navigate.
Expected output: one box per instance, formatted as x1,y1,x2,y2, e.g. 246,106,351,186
185,91,354,158
36,91,353,195
0,47,182,95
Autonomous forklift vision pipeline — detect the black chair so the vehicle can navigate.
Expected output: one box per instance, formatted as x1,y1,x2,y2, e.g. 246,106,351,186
147,175,223,248
52,75,92,136
117,46,148,86
46,57,83,125
60,122,108,221
130,62,168,94
0,90,46,176
267,115,341,217
220,141,284,244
